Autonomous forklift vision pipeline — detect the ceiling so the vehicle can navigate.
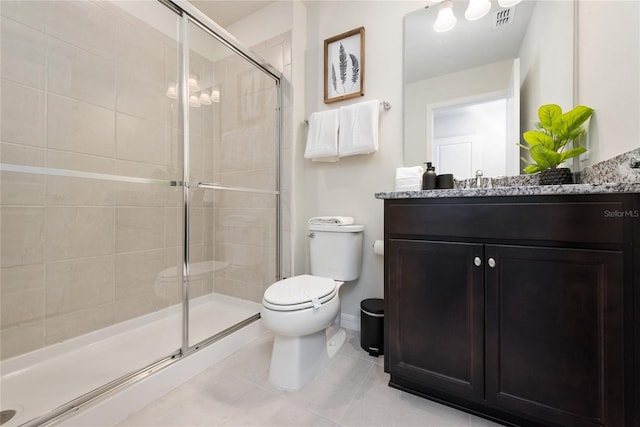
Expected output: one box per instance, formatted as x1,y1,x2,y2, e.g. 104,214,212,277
188,0,276,27
404,0,535,83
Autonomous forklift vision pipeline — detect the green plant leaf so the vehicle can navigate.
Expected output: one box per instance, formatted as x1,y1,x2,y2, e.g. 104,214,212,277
538,104,562,131
523,130,554,149
559,146,587,162
551,106,594,142
524,164,542,174
563,105,594,129
529,145,562,169
523,104,594,173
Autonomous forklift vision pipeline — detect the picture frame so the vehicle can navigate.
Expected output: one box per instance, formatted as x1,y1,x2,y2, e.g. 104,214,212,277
324,27,365,104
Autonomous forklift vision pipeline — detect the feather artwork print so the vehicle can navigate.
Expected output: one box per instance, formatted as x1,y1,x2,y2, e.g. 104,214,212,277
331,64,337,93
349,53,360,91
326,29,364,101
339,42,347,92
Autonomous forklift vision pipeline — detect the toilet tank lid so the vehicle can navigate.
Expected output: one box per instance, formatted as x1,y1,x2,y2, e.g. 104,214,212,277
308,224,364,233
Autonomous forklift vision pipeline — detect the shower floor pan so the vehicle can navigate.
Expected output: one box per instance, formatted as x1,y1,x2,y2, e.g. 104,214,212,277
0,293,261,427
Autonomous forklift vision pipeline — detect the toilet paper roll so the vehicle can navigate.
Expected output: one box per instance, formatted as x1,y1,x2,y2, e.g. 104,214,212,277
373,240,384,256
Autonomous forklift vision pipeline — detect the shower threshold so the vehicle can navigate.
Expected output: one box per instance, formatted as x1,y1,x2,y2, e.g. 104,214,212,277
0,293,261,427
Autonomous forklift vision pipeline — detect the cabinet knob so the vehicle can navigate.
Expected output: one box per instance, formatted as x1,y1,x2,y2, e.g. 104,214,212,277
474,256,482,267
488,258,496,268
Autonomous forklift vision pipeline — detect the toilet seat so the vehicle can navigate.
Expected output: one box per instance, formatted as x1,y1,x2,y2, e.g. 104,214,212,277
263,275,338,312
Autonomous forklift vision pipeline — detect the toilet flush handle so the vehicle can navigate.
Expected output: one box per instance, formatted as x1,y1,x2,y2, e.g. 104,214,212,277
307,232,315,238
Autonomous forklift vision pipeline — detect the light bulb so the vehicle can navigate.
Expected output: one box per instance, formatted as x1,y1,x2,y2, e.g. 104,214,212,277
210,88,220,103
465,0,491,21
189,94,201,107
434,0,457,33
188,77,200,92
498,0,522,7
199,91,212,105
165,84,178,99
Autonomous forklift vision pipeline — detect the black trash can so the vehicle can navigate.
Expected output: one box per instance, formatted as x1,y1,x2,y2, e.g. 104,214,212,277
360,298,384,357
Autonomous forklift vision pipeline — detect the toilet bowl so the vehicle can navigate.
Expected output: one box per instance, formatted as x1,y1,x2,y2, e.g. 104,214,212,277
261,221,364,391
260,275,346,391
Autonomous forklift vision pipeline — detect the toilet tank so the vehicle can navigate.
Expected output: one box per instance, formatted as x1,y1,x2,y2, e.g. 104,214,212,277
308,224,364,281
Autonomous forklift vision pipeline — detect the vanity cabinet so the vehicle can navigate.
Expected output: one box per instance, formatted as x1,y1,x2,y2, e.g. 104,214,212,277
383,194,638,427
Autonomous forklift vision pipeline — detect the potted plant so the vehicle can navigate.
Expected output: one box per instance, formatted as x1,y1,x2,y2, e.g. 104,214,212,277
521,104,594,185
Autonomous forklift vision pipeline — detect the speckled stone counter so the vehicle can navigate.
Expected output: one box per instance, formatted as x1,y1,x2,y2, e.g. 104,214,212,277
377,148,640,200
375,182,640,199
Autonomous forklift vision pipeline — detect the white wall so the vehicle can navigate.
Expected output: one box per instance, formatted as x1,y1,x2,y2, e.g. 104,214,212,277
519,0,574,133
405,59,512,166
303,1,423,317
578,0,640,167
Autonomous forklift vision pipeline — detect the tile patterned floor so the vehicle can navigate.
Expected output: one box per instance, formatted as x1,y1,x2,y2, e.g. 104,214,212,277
117,329,504,427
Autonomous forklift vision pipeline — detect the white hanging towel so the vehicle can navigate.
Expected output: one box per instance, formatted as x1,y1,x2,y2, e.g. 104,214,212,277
338,100,379,157
304,110,340,160
308,216,355,226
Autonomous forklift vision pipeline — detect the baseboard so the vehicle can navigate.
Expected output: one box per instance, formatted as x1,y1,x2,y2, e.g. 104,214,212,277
341,313,360,331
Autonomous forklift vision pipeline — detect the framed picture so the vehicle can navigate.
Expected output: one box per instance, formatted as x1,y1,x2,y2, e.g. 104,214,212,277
324,27,365,104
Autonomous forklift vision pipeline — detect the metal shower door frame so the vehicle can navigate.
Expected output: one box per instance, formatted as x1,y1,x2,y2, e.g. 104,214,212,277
20,2,282,424
172,0,283,355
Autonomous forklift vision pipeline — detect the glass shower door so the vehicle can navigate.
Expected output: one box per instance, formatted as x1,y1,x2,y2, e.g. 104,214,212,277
184,19,280,348
0,1,183,425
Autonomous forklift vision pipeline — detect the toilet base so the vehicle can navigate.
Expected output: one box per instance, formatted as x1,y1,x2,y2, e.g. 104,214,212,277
269,327,347,391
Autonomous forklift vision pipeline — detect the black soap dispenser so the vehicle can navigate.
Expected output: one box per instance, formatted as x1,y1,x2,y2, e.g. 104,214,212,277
422,162,437,190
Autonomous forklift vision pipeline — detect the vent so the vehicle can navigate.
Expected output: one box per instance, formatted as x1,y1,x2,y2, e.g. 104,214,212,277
493,7,514,28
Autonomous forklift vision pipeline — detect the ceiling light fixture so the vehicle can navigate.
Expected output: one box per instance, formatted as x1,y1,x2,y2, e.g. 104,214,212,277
188,75,200,92
465,0,491,21
433,0,457,33
199,90,212,105
165,84,178,100
189,94,201,107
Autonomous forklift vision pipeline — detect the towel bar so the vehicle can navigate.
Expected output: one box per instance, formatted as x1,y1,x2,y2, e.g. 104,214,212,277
304,100,391,124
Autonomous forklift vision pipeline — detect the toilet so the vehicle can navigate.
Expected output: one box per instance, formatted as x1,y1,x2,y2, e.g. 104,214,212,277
260,222,364,391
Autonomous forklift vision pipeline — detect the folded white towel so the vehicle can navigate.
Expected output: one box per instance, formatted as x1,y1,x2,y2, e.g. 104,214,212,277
395,185,422,192
304,110,339,160
395,184,422,191
312,156,339,163
395,177,422,185
395,166,424,180
308,216,355,225
395,178,422,191
394,166,424,191
338,100,379,157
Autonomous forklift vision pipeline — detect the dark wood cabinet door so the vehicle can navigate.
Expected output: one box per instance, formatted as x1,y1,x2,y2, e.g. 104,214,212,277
387,239,484,401
485,245,624,427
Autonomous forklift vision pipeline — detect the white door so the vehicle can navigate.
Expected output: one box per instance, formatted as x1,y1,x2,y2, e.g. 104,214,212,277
433,134,478,179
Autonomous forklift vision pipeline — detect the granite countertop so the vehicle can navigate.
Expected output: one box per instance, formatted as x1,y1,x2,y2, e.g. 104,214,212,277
378,148,640,200
375,182,640,199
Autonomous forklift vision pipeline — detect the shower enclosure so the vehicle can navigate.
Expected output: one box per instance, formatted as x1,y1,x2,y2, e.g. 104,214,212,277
0,0,281,425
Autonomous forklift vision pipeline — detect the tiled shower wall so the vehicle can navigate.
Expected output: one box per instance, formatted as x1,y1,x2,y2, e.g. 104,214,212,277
207,32,291,304
0,1,183,360
0,0,289,360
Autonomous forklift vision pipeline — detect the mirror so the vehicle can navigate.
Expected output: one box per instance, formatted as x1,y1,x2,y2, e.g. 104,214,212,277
403,0,575,178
